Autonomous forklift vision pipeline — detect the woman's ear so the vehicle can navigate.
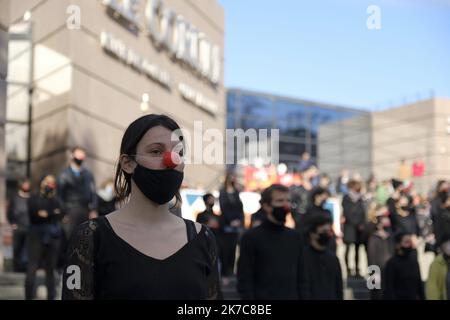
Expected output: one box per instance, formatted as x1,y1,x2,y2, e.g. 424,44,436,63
120,154,137,175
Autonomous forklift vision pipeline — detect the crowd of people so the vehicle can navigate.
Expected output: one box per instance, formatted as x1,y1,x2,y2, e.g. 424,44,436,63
4,134,450,300
196,154,450,300
6,147,117,300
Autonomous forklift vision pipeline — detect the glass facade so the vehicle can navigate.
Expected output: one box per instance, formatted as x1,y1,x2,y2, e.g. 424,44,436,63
227,89,368,171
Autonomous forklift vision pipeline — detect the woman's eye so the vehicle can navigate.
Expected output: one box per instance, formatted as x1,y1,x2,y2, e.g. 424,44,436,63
150,150,162,156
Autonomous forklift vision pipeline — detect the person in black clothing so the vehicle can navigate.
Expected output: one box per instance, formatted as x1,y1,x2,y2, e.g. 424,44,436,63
392,194,420,237
62,114,220,300
97,179,117,216
342,180,366,278
219,172,244,280
25,175,62,300
250,205,266,228
302,215,343,300
386,178,404,232
196,193,221,235
58,146,98,239
383,232,424,300
303,187,336,252
7,178,31,272
237,184,304,300
434,190,450,247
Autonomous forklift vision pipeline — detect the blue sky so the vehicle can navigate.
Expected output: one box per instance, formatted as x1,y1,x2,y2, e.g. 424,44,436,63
219,0,450,111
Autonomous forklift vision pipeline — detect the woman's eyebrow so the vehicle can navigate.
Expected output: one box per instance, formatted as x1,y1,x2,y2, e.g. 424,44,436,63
144,142,165,149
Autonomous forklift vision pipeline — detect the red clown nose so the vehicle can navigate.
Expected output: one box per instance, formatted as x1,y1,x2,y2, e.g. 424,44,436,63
163,151,182,169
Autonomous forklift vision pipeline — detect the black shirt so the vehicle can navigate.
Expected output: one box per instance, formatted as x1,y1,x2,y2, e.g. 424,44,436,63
301,244,343,300
62,216,220,300
383,253,424,300
28,194,61,225
237,219,304,300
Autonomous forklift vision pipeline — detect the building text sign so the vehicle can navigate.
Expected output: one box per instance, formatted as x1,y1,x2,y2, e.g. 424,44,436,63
103,0,221,85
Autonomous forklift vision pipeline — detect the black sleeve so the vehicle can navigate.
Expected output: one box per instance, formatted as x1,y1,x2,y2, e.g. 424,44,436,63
416,262,425,300
237,232,256,299
196,212,208,225
219,191,232,226
87,171,98,211
204,226,221,300
6,197,16,224
382,259,395,300
335,257,344,300
62,220,98,300
28,196,41,224
57,170,68,212
297,239,308,299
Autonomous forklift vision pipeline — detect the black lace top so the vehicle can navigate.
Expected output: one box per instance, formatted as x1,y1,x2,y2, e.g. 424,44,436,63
62,216,220,300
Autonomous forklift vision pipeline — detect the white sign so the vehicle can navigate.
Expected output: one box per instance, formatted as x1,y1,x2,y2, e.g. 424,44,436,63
103,0,221,85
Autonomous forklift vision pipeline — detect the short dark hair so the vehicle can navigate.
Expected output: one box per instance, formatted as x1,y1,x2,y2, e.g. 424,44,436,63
307,214,332,235
309,187,329,204
203,193,214,203
260,184,289,205
394,231,410,244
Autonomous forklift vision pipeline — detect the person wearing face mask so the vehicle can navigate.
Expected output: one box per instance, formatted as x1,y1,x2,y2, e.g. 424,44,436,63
7,178,31,272
426,235,450,300
342,180,367,278
25,175,62,300
367,210,394,300
58,147,98,247
237,184,305,300
303,187,336,252
62,114,220,300
301,215,343,300
434,191,450,248
219,172,244,284
382,232,424,300
96,179,117,216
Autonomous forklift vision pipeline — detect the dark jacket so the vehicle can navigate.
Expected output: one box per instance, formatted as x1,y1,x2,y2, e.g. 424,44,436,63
219,189,244,232
237,219,304,300
250,208,266,228
7,193,30,228
301,244,343,300
367,232,394,270
383,253,424,300
58,166,97,212
342,194,366,244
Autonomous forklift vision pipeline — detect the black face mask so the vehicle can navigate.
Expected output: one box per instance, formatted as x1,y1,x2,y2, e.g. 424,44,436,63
401,246,413,256
73,158,84,166
317,232,331,246
271,206,289,223
132,164,183,205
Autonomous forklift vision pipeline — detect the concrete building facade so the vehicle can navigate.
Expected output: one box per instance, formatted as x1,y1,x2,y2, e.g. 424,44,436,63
4,0,226,193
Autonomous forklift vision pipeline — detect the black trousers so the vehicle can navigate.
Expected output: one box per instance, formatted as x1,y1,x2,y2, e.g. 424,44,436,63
345,243,362,275
12,227,28,272
25,226,60,300
221,232,239,277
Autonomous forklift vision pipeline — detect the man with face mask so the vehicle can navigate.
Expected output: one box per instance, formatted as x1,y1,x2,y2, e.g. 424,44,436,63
426,234,450,300
383,232,424,300
301,215,343,300
57,147,98,264
237,184,305,299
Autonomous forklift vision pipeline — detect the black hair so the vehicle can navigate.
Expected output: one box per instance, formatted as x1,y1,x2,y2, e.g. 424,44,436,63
203,193,214,204
114,114,183,206
260,184,289,205
306,214,332,235
309,186,329,205
394,231,410,245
